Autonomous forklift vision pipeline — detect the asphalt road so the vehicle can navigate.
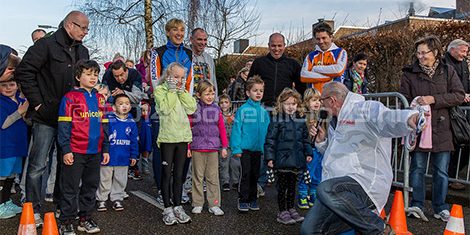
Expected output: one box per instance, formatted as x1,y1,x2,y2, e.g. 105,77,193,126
1,173,469,235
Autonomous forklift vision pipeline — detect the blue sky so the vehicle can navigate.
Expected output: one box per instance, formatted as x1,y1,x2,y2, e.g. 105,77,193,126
0,0,455,57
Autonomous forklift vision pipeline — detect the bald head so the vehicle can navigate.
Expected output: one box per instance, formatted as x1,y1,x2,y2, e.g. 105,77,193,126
63,11,89,41
268,33,286,59
322,82,349,102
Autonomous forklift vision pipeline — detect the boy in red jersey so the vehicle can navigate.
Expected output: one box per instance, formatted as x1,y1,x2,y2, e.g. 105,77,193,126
57,60,110,234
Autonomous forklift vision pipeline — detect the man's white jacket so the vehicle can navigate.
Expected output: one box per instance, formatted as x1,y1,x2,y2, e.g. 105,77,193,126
317,92,417,212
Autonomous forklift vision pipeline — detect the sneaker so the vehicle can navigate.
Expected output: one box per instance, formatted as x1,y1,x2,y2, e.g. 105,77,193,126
277,210,296,225
10,185,16,194
433,209,450,222
130,170,143,180
162,207,177,226
238,200,249,212
208,206,224,216
97,201,107,212
181,191,190,204
249,201,260,211
55,209,61,219
112,201,124,211
298,198,309,209
77,218,101,233
156,194,164,206
257,184,265,198
173,206,191,223
222,183,230,192
308,196,315,207
191,206,203,214
288,208,304,222
123,191,129,199
0,202,16,219
44,193,54,202
5,200,22,214
406,206,429,222
34,213,43,227
59,223,76,235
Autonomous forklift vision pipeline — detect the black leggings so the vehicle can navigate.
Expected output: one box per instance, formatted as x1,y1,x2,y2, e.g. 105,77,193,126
160,142,188,208
0,177,14,204
277,171,297,212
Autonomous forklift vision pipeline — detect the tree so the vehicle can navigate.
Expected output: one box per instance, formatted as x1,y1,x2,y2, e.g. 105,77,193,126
197,0,261,60
79,0,172,61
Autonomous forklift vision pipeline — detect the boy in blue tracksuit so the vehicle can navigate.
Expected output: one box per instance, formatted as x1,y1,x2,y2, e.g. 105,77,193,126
96,94,138,212
230,76,270,212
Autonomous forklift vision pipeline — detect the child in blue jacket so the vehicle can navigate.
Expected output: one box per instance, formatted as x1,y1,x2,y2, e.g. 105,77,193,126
230,76,270,212
298,88,324,209
0,79,28,219
265,88,312,225
96,94,138,212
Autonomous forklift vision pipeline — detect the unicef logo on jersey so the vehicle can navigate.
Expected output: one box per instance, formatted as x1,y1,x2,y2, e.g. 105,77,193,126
109,129,131,146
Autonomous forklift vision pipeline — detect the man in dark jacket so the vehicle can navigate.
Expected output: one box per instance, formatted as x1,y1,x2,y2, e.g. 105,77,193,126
16,10,90,227
444,39,470,190
248,33,306,108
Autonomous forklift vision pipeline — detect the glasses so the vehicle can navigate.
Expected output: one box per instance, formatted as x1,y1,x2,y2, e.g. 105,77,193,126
415,50,433,57
72,22,90,32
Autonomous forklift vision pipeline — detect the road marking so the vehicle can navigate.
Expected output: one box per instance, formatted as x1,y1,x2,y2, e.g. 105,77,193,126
130,190,164,210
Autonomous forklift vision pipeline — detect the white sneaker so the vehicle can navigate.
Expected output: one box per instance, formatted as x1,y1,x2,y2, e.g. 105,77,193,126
34,213,43,227
208,206,224,216
162,207,177,226
406,206,429,222
433,209,450,222
191,206,203,214
173,206,191,223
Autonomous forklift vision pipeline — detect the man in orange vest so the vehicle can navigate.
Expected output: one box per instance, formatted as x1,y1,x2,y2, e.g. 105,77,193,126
300,22,347,93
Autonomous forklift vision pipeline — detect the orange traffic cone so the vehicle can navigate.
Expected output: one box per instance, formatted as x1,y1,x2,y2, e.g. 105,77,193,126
42,212,58,235
17,202,37,235
388,190,412,235
443,204,465,235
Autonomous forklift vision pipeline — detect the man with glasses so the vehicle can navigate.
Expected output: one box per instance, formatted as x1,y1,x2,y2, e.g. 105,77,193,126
16,10,90,228
300,82,420,235
444,39,470,191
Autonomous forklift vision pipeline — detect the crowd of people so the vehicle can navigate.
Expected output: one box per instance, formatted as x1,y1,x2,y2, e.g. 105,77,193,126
0,9,469,235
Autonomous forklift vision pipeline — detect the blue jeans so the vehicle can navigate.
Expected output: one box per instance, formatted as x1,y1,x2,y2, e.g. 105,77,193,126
300,176,384,235
26,123,57,212
410,151,450,213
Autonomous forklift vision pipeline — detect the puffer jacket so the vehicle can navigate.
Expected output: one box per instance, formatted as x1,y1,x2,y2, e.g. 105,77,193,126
400,60,465,152
264,114,312,170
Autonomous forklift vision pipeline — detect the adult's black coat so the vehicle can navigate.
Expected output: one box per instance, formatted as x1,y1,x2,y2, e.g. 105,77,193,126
16,27,89,127
248,53,306,107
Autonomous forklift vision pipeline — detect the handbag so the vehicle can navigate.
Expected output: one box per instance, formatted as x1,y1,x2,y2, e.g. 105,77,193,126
444,64,470,146
449,106,470,146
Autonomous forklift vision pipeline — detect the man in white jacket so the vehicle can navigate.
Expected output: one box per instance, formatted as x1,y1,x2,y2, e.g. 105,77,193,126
300,82,419,235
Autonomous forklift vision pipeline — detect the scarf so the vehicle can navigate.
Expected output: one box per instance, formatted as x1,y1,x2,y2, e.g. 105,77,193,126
351,68,364,94
419,60,439,79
